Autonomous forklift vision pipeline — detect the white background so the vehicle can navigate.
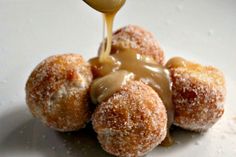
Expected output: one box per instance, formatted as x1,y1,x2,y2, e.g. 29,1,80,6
0,0,236,157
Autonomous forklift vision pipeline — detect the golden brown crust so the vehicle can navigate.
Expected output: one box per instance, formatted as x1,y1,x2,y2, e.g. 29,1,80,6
92,81,167,157
168,60,226,131
25,54,93,132
100,25,165,65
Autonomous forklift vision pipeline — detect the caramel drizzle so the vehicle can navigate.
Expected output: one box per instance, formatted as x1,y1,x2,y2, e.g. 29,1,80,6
99,13,116,62
83,0,126,62
84,0,178,146
89,50,174,146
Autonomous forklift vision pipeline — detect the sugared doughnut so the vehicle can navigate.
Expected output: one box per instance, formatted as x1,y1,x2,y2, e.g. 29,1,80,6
166,57,226,132
99,25,165,65
25,54,93,132
92,81,167,157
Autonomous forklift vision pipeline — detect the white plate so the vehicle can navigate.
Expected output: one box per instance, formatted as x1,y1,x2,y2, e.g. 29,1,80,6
0,0,236,156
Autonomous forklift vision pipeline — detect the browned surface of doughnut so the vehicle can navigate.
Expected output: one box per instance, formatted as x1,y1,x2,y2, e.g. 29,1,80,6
100,25,165,65
92,81,167,157
168,61,226,132
26,54,93,132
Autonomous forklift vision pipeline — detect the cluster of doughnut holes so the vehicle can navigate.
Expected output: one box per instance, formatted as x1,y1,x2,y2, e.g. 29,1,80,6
25,25,226,157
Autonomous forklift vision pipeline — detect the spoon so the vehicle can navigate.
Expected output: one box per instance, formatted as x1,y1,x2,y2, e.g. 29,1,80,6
83,0,126,13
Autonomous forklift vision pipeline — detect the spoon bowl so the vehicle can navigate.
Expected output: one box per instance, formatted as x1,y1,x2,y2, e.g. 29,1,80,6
83,0,126,13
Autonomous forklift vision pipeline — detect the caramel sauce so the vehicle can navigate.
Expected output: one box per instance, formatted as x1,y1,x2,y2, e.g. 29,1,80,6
84,0,174,146
99,13,116,62
90,70,134,104
165,57,189,69
89,49,174,146
83,0,126,62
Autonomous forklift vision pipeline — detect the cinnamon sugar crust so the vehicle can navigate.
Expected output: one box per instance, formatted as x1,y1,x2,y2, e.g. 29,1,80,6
92,81,167,157
168,60,226,132
25,54,93,131
99,25,165,65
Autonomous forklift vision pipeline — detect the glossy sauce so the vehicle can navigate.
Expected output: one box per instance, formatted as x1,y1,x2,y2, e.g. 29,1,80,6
165,57,189,69
84,0,174,146
89,50,174,146
83,0,126,62
99,13,116,62
90,70,134,104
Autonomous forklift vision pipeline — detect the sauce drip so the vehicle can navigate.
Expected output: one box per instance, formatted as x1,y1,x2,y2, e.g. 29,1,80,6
83,0,126,62
99,13,116,62
166,57,189,69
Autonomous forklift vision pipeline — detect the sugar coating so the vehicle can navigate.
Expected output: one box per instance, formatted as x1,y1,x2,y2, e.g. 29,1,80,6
100,25,165,65
169,62,226,132
92,81,167,157
25,54,93,132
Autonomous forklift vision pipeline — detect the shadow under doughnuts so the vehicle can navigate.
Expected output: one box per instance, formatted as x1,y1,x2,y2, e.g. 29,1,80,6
171,126,205,145
0,106,111,157
0,105,207,157
55,123,112,157
149,126,206,156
